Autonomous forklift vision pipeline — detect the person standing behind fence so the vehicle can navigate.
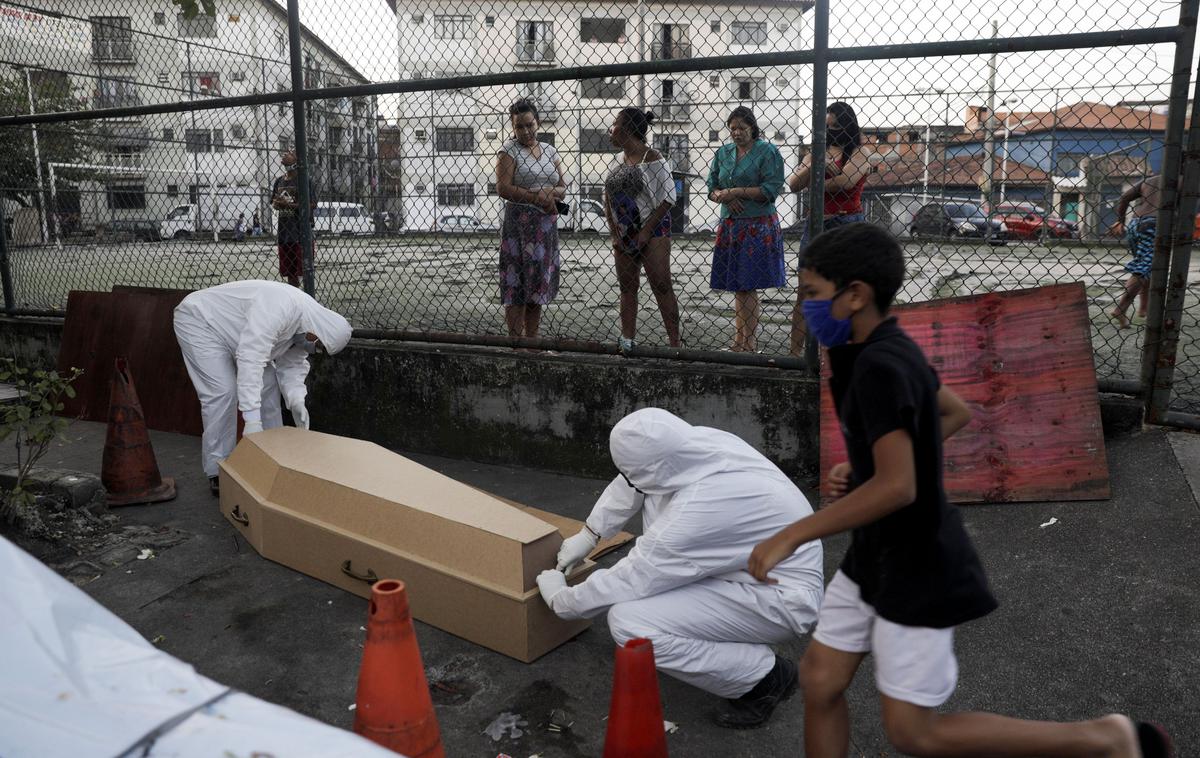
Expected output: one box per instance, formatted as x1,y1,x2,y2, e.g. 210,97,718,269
707,106,787,353
786,102,871,356
271,150,317,288
251,211,262,237
605,107,681,351
1107,174,1160,329
495,99,567,339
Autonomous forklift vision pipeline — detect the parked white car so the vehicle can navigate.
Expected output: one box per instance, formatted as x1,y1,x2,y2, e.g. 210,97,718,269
576,199,608,233
311,202,373,235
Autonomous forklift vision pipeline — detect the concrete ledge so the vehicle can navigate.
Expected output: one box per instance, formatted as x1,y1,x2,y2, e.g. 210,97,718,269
0,466,106,512
308,340,822,484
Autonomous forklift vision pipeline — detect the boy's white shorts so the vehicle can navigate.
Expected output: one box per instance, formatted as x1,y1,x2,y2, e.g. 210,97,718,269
812,570,958,707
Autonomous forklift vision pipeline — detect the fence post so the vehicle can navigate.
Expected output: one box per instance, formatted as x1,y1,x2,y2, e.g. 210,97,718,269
1146,35,1200,423
804,0,829,372
1140,0,1200,423
0,209,15,315
286,0,316,298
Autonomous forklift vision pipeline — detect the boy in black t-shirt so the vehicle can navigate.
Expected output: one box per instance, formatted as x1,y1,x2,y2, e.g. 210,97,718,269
749,223,1171,757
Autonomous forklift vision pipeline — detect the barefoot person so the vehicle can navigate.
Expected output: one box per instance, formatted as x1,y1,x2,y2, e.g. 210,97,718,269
604,107,681,350
749,222,1173,758
1108,174,1160,328
495,98,566,339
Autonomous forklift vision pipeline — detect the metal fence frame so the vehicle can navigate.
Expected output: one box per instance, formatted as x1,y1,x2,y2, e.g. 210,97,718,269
1,0,1198,428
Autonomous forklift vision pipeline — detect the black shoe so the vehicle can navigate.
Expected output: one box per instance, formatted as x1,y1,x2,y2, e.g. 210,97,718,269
209,476,220,497
714,655,798,729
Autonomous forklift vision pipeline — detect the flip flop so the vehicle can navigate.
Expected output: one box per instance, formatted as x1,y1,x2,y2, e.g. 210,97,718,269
1137,721,1174,758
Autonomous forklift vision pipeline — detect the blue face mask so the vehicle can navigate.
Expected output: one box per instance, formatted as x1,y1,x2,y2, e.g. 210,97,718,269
802,288,853,347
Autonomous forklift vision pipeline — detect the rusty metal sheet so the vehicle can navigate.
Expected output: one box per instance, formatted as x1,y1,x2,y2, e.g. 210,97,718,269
57,289,202,436
820,283,1110,504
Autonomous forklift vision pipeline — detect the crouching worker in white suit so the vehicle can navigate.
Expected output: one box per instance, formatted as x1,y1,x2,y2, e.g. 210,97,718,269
173,280,353,496
537,407,824,728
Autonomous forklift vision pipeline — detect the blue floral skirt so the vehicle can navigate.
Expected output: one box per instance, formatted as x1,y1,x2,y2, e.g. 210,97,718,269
499,203,560,305
710,214,787,291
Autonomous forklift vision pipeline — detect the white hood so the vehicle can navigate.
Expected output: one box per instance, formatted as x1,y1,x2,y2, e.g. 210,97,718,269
297,298,352,355
610,408,784,495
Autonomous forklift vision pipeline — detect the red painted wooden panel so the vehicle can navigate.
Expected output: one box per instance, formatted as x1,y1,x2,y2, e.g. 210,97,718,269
57,289,203,436
819,283,1110,504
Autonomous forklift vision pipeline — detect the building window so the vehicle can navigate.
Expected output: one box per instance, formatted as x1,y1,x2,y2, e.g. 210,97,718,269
275,31,286,54
710,20,721,33
434,15,471,40
184,128,225,153
329,126,344,145
709,74,721,88
414,128,428,142
231,124,246,139
517,21,554,62
162,128,174,140
731,21,767,46
652,24,690,60
733,77,766,101
485,15,495,26
411,14,424,25
153,11,165,25
580,76,625,100
167,184,179,196
774,130,787,142
435,127,474,153
708,129,720,142
537,131,555,146
231,70,245,82
106,183,146,210
653,133,689,172
177,12,217,38
184,72,221,96
90,17,133,61
95,78,139,108
580,18,626,43
581,183,605,203
157,72,168,84
28,70,69,97
1054,152,1089,177
437,183,475,206
580,128,611,153
486,182,498,195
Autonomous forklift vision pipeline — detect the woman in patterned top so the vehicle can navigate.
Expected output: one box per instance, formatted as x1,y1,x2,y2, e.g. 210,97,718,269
604,107,681,351
495,98,568,338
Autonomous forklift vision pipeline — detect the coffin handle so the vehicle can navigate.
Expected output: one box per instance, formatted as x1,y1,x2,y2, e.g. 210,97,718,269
341,559,379,584
230,505,249,526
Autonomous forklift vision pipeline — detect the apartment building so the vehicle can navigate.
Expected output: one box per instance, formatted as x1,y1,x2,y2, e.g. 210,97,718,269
390,0,814,231
1,0,376,235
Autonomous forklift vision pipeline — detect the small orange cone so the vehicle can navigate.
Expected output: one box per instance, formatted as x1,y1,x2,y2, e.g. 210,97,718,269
353,579,445,757
102,357,176,507
603,638,669,758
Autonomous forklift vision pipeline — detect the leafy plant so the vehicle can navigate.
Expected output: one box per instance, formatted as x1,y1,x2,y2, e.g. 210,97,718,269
171,0,217,20
0,361,82,525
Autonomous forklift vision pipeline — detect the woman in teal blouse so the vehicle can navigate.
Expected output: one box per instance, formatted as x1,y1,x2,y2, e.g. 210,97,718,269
706,106,787,352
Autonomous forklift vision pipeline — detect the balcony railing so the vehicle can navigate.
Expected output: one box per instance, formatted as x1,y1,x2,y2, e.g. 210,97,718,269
101,153,144,169
651,97,691,122
651,42,692,60
515,40,555,63
92,40,134,62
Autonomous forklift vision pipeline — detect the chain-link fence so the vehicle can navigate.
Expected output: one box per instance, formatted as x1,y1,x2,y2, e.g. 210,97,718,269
1,0,1198,425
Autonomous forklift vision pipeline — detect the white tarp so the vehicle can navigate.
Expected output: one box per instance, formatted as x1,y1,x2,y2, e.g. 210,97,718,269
0,536,404,758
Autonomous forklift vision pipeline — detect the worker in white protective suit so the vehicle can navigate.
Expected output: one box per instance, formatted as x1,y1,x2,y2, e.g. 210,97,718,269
536,407,824,728
173,280,353,496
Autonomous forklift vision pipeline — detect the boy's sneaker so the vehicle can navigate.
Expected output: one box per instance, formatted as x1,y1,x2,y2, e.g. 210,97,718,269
209,476,220,498
714,655,798,729
617,336,637,354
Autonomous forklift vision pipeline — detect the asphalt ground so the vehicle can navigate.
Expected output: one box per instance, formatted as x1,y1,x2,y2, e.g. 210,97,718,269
5,419,1198,757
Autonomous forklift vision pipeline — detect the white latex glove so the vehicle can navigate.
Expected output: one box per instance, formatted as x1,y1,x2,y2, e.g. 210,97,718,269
285,393,309,430
537,569,568,611
243,419,264,435
556,527,599,572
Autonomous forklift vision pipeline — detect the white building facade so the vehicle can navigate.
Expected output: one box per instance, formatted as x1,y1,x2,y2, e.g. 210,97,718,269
391,0,813,232
1,0,376,237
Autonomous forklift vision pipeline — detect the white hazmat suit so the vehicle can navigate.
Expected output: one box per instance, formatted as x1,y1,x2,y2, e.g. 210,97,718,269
173,280,353,477
541,408,824,698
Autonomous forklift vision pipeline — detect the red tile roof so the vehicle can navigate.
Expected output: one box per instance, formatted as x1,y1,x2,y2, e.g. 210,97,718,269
867,155,1052,189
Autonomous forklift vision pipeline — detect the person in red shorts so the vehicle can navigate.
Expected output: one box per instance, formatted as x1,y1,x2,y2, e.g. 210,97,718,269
271,151,316,287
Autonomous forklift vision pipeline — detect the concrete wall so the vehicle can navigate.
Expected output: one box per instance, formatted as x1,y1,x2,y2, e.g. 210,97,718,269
0,318,822,484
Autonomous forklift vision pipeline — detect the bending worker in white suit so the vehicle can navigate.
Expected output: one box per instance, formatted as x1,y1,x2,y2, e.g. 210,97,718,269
173,280,353,496
537,407,824,728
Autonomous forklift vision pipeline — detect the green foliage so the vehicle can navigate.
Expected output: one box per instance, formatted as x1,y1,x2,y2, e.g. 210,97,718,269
0,361,82,525
171,0,217,20
0,74,96,207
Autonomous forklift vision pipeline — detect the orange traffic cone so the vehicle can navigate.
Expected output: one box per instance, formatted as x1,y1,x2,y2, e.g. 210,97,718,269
102,357,176,507
353,579,445,757
603,638,669,758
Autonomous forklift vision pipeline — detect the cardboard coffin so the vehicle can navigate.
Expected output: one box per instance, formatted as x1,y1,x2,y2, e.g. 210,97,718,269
219,428,629,662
